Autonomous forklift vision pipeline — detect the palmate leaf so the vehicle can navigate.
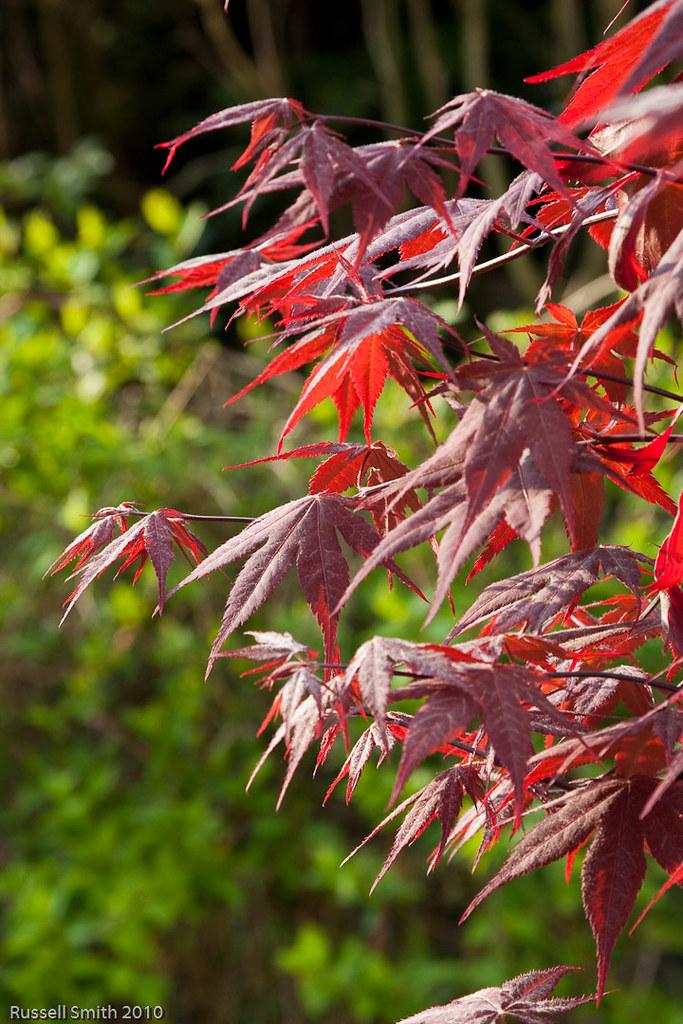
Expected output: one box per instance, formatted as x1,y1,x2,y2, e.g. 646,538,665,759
424,89,597,198
525,0,677,125
229,440,421,537
397,966,592,1024
162,99,457,253
50,506,207,620
324,719,399,806
46,503,137,576
342,334,627,613
570,228,683,432
342,764,484,890
389,663,571,808
225,296,454,444
376,766,482,888
157,97,308,174
548,665,653,727
461,777,683,999
450,546,644,639
170,494,422,672
342,637,570,809
504,301,640,402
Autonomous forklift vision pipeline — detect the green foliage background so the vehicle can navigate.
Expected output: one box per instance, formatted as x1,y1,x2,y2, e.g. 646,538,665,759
2,2,682,1022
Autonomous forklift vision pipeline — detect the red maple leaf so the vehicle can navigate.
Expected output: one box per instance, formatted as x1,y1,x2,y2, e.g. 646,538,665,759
525,0,676,126
461,776,683,999
224,297,452,444
49,506,207,619
170,493,423,670
424,89,596,197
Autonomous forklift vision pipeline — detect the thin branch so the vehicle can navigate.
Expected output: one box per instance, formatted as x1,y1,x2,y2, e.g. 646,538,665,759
580,367,683,405
582,432,683,445
123,509,255,524
545,669,679,694
390,209,619,294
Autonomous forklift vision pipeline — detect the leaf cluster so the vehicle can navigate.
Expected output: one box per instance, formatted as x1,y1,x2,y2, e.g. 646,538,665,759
48,3,683,1017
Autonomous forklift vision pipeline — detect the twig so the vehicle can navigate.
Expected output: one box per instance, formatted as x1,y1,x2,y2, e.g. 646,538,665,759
124,509,255,524
390,209,619,294
580,367,683,405
581,432,683,445
545,669,678,694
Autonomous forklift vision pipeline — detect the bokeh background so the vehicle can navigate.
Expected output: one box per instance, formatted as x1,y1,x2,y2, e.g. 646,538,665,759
2,2,682,1022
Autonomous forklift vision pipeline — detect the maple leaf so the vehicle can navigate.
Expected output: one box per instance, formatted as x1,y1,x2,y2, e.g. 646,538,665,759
156,98,308,174
342,337,625,612
342,638,570,809
225,297,453,444
148,220,320,300
45,503,138,576
549,665,653,727
504,301,639,402
50,507,207,621
397,966,592,1024
229,440,421,536
343,765,483,891
462,777,683,999
424,90,596,198
304,136,457,249
324,718,399,805
525,0,676,125
344,455,557,621
450,546,644,639
393,662,572,808
249,694,325,809
571,228,683,431
580,405,678,515
173,114,453,252
649,492,683,591
169,494,422,671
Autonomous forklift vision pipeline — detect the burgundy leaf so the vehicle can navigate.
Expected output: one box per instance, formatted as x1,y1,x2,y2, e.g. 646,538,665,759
450,547,644,639
397,965,592,1024
52,507,206,621
157,98,307,173
371,767,476,892
581,783,648,1000
425,90,596,198
170,494,420,671
461,780,623,923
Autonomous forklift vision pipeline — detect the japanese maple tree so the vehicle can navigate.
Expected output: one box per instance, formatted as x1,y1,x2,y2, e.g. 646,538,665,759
49,1,683,1018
